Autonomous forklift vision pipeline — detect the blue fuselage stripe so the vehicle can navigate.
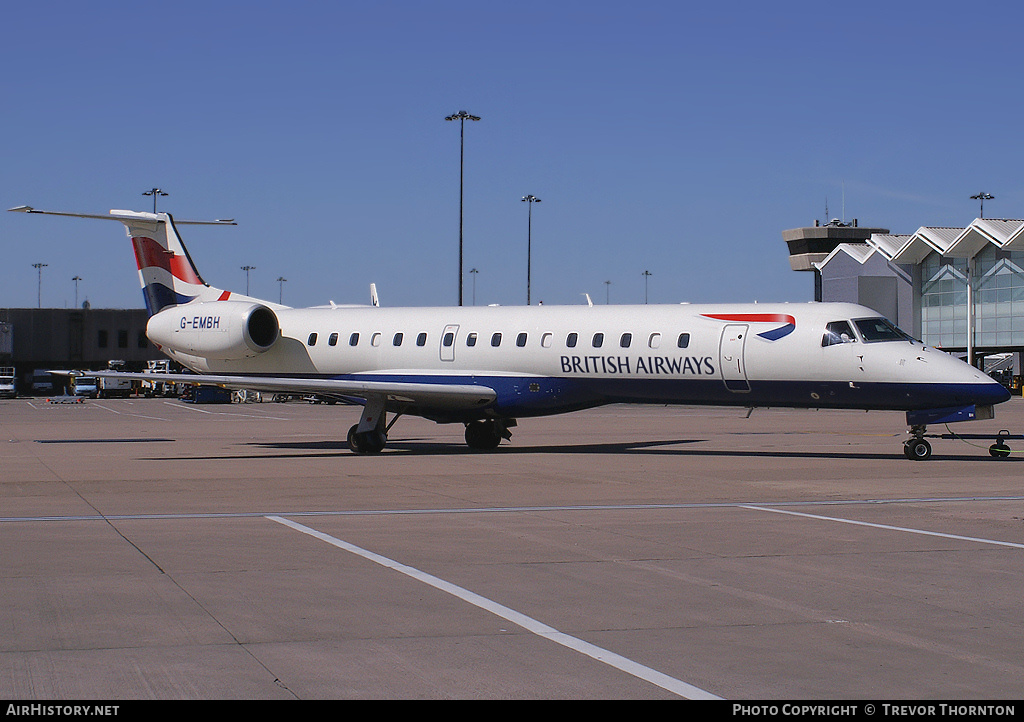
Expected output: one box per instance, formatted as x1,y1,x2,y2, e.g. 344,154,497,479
289,373,1010,422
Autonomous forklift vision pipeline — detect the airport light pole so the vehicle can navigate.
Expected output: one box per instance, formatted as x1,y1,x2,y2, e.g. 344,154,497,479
277,277,287,305
445,110,481,306
32,263,47,308
642,270,652,304
469,268,479,306
241,266,255,296
966,192,993,368
605,280,611,304
971,192,994,218
72,276,82,308
143,188,168,213
521,195,541,305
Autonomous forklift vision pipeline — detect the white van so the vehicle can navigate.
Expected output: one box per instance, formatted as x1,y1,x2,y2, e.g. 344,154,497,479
0,367,16,398
71,375,99,398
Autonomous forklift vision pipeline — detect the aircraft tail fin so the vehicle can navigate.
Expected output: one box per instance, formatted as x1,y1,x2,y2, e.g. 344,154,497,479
8,206,245,316
118,210,229,314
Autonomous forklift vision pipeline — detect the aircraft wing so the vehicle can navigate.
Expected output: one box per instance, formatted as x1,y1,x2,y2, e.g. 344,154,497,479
93,371,496,410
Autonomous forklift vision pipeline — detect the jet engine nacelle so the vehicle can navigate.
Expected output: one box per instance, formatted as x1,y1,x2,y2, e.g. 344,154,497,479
147,301,280,360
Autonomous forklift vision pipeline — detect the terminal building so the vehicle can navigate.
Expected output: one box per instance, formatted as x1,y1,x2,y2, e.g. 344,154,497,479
0,307,162,391
785,216,1024,387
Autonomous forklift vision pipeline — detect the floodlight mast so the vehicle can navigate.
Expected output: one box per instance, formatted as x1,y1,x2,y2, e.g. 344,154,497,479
32,263,47,308
966,193,994,368
445,110,481,306
970,192,994,218
521,195,541,305
142,188,168,213
241,266,255,296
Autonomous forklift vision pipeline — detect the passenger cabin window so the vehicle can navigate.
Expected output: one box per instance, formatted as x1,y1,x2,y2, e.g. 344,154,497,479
592,332,604,348
620,333,632,348
393,333,404,346
541,332,553,348
854,317,910,343
349,333,359,346
516,332,528,347
372,333,381,347
467,332,478,347
566,332,578,348
822,321,856,347
307,332,318,346
677,333,690,349
443,332,455,347
649,333,662,349
417,332,427,347
491,332,502,347
328,332,339,347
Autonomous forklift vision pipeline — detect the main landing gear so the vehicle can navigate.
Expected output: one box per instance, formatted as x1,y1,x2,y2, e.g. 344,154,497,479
464,418,515,450
348,423,387,454
903,424,1023,461
347,395,395,454
346,398,516,454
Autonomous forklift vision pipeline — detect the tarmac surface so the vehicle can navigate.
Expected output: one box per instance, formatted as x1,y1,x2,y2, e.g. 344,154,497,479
2,395,1024,700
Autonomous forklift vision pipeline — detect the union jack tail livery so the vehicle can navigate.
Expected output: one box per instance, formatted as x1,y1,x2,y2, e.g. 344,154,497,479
121,211,230,314
8,206,243,315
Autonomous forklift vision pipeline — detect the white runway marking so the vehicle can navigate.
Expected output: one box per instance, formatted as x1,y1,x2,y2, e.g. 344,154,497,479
163,400,289,421
267,515,721,700
93,403,172,421
742,505,1024,550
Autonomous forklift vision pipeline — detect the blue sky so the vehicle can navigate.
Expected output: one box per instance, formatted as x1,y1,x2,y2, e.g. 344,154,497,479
3,1,1023,310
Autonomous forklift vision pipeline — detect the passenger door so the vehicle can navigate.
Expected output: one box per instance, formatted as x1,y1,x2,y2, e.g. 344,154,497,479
719,324,750,392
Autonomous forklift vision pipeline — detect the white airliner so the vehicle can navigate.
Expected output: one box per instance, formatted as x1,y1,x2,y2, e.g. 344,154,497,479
9,205,1013,459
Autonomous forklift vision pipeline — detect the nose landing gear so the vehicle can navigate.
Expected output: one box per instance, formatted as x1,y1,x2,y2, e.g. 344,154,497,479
904,428,932,460
903,425,1023,460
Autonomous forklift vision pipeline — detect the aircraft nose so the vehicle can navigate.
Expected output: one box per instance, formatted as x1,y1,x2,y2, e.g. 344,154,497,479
977,379,1012,406
954,359,1011,405
941,351,1011,406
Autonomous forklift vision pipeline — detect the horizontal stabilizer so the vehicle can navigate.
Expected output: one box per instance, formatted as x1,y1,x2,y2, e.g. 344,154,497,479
8,206,236,225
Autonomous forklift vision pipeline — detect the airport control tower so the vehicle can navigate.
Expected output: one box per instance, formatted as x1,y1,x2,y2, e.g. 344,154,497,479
782,219,889,301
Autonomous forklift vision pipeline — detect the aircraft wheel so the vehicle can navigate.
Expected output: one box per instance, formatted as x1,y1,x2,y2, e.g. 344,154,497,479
348,424,386,454
989,441,1011,459
904,439,932,461
465,420,502,450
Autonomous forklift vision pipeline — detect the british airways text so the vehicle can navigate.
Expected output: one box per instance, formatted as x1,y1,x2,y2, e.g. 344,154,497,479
560,355,715,375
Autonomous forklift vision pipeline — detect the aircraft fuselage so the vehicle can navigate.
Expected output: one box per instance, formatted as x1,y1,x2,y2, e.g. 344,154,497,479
159,301,1007,423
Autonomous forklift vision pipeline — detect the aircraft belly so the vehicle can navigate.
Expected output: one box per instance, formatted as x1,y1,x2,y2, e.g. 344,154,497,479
522,377,1008,413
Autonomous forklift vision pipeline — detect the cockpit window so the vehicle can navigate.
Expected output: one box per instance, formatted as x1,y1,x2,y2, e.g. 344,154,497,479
853,317,911,343
822,321,856,347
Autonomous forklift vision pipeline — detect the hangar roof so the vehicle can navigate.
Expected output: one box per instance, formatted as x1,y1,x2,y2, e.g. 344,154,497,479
866,218,1024,265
